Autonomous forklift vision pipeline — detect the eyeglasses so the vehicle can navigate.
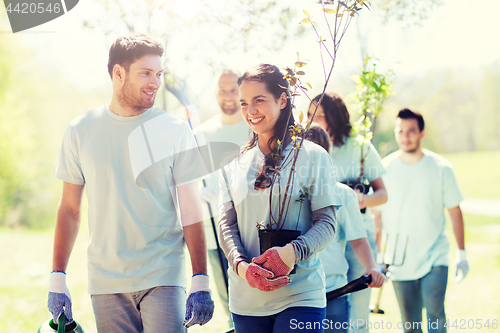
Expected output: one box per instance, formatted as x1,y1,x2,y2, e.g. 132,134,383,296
254,171,273,190
254,157,276,190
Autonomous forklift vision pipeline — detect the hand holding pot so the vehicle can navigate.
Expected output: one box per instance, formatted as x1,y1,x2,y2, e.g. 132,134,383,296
47,271,73,324
237,261,290,291
252,243,297,277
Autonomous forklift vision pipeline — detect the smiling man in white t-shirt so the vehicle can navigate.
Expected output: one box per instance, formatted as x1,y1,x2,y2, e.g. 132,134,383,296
373,109,469,333
48,34,214,332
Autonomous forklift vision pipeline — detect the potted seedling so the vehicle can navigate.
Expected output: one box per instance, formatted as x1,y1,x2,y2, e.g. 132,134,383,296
344,56,394,212
256,1,370,255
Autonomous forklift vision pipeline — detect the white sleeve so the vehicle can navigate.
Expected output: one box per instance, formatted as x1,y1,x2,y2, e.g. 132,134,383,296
53,125,85,185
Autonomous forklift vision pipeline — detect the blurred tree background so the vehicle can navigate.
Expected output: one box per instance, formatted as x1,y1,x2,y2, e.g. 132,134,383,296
369,64,500,157
0,15,107,228
0,0,499,229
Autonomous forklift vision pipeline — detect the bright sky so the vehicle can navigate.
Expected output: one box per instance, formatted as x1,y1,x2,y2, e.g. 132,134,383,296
1,0,499,117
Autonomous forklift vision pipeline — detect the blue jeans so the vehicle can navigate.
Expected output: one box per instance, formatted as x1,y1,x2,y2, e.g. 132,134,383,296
392,266,448,333
91,286,186,333
345,228,377,333
232,306,326,333
325,295,349,332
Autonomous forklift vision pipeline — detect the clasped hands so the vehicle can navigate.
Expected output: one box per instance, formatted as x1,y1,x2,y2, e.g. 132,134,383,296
237,243,296,292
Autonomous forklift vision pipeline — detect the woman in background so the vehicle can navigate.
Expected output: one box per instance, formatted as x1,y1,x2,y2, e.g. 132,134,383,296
308,93,388,333
307,124,385,332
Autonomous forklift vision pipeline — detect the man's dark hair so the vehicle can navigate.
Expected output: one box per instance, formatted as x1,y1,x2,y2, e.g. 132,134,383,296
107,34,164,78
397,108,425,131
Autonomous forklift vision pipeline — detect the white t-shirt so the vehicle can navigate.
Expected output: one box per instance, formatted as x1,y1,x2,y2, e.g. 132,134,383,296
330,136,387,232
376,149,464,281
318,183,367,293
53,105,206,294
219,139,341,316
194,115,250,249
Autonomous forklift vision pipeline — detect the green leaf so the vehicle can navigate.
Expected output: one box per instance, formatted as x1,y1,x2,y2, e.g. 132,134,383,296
300,18,311,24
296,71,305,75
322,8,336,14
295,61,307,67
299,111,304,123
303,9,310,18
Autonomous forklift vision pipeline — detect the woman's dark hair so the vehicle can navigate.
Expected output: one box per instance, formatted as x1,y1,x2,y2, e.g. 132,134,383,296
397,108,425,132
107,34,164,78
309,92,351,147
306,124,331,153
238,64,294,155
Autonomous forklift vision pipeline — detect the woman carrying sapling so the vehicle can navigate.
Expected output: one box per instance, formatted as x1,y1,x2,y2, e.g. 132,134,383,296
218,64,340,333
308,93,388,333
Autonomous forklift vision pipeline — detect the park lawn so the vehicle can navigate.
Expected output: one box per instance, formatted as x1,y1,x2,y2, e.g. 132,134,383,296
1,212,499,333
1,150,498,332
442,150,500,200
366,213,500,333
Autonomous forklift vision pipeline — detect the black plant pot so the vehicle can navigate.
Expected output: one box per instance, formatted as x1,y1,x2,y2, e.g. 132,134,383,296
258,228,301,274
341,179,371,213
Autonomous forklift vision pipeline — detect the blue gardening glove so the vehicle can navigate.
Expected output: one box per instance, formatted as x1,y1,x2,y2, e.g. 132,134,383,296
184,274,214,328
455,249,470,283
47,271,73,324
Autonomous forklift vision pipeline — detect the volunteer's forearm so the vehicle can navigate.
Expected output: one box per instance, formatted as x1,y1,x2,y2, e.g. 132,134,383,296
448,206,465,250
183,222,208,275
364,178,388,207
178,182,208,275
218,201,249,272
292,205,336,262
52,206,81,272
52,182,85,272
349,238,377,271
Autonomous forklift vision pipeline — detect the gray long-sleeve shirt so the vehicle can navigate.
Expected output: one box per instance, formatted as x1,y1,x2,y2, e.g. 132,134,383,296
218,202,337,272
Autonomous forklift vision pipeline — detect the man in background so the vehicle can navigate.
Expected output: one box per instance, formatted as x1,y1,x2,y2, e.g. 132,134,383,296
373,108,469,333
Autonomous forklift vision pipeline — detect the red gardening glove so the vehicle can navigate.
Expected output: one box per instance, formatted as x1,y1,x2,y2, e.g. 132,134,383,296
252,243,296,277
237,261,291,292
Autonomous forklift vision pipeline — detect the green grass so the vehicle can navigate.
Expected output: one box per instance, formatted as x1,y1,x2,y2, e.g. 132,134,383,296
442,150,500,200
366,212,500,333
0,221,232,333
2,150,499,332
1,212,498,332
